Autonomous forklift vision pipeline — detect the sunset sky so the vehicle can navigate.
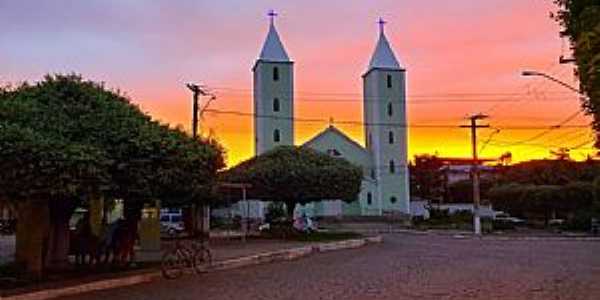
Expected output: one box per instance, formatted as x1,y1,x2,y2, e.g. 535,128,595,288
1,0,594,166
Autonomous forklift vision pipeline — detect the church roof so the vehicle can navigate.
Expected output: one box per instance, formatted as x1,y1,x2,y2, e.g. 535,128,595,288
258,21,290,62
367,19,401,71
302,125,372,168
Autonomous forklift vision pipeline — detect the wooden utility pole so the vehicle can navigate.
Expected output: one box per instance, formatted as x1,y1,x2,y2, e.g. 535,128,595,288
461,113,489,235
185,83,213,239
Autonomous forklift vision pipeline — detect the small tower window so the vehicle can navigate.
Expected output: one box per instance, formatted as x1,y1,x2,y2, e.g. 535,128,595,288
273,129,280,142
387,74,392,88
273,98,280,112
390,196,397,204
370,168,376,179
387,102,393,116
389,160,396,174
389,131,394,144
273,67,279,81
367,192,373,205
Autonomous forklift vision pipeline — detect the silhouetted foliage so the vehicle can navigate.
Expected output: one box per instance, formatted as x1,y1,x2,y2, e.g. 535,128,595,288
553,1,600,145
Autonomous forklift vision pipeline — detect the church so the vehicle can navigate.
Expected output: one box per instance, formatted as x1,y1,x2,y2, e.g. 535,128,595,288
252,14,410,217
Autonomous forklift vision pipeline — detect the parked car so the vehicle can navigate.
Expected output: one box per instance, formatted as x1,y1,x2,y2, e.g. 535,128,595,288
160,212,185,237
494,213,526,225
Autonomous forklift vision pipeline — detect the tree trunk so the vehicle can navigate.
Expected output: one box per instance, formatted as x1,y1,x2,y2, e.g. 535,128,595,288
285,202,296,221
44,200,76,271
15,200,50,278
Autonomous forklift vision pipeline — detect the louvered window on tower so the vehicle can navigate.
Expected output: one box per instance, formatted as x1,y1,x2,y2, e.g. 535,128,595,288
389,131,394,144
273,98,280,112
367,192,373,205
387,102,393,116
273,129,280,142
389,160,396,174
387,74,392,88
273,67,279,81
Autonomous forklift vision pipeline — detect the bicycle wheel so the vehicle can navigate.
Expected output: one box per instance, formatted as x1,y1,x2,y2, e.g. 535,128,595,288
193,247,213,274
161,249,184,279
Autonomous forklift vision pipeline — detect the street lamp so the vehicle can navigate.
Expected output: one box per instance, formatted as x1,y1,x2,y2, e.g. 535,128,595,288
521,70,583,95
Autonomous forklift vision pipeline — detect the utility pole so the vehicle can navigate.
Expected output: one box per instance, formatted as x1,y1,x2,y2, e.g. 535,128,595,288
185,83,214,240
461,113,490,235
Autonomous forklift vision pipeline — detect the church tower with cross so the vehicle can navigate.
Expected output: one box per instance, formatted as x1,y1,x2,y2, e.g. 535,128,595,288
249,13,410,217
363,18,410,213
253,10,294,155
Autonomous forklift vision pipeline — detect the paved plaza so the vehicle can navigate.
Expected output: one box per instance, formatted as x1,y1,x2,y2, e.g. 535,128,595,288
63,234,600,300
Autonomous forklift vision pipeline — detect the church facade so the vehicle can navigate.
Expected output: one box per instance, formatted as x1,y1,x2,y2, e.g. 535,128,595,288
253,16,410,217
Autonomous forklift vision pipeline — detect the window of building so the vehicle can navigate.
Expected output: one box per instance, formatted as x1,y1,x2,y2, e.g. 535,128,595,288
389,131,394,144
273,98,280,112
273,67,279,81
370,168,375,179
273,129,280,142
387,102,393,116
387,74,392,88
367,192,372,205
390,196,397,204
326,148,342,157
389,160,395,174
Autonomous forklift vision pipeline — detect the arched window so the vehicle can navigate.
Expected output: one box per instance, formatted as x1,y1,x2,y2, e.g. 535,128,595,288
387,74,392,88
273,98,280,112
389,160,396,174
367,192,373,205
388,131,394,144
387,102,393,116
273,67,279,81
390,196,397,204
273,129,280,142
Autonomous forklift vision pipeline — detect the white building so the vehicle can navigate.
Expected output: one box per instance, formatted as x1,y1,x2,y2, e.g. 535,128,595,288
251,15,410,217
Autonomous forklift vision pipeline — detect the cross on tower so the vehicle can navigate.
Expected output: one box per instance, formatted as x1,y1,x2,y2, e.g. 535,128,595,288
378,17,386,34
268,9,278,25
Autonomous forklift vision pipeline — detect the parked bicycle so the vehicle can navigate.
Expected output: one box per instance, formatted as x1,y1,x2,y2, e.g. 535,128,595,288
161,237,212,279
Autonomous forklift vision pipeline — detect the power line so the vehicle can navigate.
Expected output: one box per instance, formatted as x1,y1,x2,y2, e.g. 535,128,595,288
203,108,590,130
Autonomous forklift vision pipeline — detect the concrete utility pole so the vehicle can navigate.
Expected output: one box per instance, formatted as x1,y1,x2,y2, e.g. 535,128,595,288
461,113,490,235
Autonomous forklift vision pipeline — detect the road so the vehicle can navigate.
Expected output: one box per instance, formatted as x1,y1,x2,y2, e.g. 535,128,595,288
68,234,600,300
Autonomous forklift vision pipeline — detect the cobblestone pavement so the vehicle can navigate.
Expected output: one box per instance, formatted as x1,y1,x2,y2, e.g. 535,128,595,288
66,234,600,300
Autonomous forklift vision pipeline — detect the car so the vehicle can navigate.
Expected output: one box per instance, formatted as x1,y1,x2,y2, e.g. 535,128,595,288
160,213,185,237
494,213,526,225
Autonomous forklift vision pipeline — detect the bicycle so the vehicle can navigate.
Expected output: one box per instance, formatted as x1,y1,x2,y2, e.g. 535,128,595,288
161,237,212,279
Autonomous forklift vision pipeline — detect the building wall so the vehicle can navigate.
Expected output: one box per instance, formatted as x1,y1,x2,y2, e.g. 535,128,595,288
303,128,378,216
253,61,294,155
363,68,410,214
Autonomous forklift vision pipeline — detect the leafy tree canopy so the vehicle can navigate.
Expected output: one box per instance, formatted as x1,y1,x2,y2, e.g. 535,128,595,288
0,74,225,206
221,146,363,206
553,1,600,140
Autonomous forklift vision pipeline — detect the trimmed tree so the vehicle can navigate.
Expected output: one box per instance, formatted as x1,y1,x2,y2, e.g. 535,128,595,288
0,74,224,276
221,146,363,218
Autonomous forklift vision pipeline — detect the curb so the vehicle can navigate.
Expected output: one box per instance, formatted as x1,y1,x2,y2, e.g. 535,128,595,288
452,234,600,242
2,236,382,300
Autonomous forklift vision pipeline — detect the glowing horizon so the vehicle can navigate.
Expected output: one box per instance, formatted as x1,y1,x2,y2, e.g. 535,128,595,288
1,1,594,166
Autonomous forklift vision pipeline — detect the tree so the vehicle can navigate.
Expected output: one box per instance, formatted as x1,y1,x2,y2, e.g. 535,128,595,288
0,74,224,276
409,154,444,201
221,146,363,218
553,1,600,144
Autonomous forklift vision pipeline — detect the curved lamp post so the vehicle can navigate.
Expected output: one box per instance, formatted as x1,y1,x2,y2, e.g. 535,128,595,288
521,70,583,95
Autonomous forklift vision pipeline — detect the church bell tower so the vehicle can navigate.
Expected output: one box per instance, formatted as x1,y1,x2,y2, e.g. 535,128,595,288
363,18,410,214
253,10,294,155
